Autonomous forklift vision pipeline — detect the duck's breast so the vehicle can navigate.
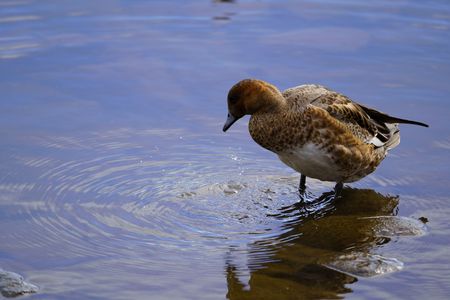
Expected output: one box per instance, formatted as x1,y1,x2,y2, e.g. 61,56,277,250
277,142,345,182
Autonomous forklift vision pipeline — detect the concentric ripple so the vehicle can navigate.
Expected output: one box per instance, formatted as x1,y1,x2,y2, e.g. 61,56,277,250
1,128,308,263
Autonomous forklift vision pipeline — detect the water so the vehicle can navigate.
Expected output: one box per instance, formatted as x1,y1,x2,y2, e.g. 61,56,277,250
1,0,449,299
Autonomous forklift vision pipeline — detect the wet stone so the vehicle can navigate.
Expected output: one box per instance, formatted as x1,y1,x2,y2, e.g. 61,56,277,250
368,216,428,237
0,268,38,298
326,253,404,277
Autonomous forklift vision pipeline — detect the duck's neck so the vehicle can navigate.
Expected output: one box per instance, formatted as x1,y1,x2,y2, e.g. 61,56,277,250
256,82,287,113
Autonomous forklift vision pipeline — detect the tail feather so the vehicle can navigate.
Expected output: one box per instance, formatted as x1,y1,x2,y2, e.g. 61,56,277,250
359,104,429,127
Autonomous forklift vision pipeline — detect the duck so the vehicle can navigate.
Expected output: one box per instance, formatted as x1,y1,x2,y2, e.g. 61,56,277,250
222,79,428,196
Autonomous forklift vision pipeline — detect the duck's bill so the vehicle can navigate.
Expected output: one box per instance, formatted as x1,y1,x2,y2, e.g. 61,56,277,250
223,113,238,132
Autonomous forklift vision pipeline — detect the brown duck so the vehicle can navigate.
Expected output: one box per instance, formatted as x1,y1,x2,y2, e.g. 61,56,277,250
223,79,428,195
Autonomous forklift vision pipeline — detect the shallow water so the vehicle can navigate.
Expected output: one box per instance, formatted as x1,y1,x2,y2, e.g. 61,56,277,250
1,0,450,299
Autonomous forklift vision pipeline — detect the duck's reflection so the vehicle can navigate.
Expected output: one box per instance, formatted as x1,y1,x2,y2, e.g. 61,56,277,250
225,188,423,299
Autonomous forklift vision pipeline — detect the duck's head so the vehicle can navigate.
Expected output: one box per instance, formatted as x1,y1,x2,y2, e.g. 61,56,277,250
223,79,284,132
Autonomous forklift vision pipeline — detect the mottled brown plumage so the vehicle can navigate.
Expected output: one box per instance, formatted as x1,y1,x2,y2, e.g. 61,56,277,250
223,79,428,193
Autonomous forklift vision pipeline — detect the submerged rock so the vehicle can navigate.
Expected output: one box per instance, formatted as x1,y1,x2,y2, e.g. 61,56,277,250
321,216,425,277
0,268,38,297
326,252,404,277
368,216,427,237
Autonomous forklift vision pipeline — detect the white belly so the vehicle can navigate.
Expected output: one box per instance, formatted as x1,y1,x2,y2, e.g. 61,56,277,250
277,143,343,182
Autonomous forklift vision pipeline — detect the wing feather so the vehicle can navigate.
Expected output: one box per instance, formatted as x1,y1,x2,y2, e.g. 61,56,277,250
283,84,428,149
307,92,399,148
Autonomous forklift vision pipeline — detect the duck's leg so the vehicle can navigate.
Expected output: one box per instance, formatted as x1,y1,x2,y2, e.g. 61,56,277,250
299,174,306,193
334,182,343,198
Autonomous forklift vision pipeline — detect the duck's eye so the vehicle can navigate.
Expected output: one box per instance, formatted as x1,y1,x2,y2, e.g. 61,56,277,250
228,96,239,104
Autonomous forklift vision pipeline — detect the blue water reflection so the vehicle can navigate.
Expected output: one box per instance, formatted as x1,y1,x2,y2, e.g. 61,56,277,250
1,0,449,299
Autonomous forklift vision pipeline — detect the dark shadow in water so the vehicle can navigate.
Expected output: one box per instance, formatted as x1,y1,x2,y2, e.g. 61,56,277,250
225,188,406,300
212,0,236,21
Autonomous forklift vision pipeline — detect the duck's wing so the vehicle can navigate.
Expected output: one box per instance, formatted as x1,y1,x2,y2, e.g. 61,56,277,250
310,92,389,147
308,91,428,149
282,85,428,148
283,85,384,146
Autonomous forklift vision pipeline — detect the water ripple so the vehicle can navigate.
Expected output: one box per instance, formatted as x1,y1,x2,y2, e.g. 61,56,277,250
1,129,307,264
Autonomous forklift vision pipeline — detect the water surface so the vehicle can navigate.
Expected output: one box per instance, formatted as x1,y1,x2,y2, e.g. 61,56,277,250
1,0,450,299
